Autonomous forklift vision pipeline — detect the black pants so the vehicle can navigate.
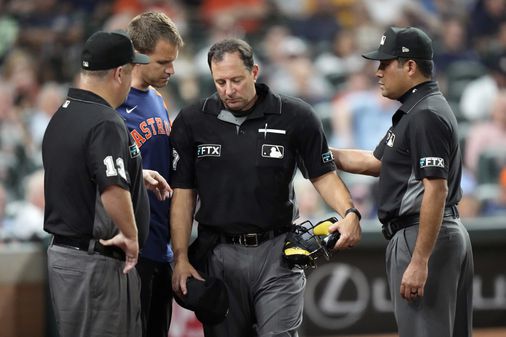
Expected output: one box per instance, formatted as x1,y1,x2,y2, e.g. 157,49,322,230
136,256,173,337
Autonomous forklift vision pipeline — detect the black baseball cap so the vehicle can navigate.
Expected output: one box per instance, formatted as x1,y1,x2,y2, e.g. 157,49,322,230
362,26,433,61
174,274,229,325
81,31,150,70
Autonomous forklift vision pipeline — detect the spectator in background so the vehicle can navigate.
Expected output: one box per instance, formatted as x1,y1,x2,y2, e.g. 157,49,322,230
349,2,384,53
266,35,332,104
293,174,327,224
112,0,188,36
6,0,86,83
468,0,506,52
29,82,66,161
465,89,506,175
458,167,481,218
288,0,341,46
460,48,506,121
329,71,397,150
362,0,437,29
257,24,290,68
1,48,39,110
433,15,478,74
0,81,35,199
0,4,19,63
314,29,366,88
5,169,47,241
481,166,506,215
200,0,268,36
328,71,399,220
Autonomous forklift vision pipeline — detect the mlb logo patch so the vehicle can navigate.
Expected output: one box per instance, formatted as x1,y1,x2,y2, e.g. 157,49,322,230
197,144,221,157
261,144,284,159
129,143,140,158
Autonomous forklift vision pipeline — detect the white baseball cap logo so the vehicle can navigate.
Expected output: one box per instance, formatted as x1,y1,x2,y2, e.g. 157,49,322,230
380,35,386,45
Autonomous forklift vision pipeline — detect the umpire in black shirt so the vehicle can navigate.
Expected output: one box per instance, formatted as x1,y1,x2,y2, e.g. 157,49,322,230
43,31,169,337
170,38,361,337
331,27,474,337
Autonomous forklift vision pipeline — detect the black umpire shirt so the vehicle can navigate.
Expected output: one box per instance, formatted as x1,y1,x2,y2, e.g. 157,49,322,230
373,81,462,225
171,84,336,234
42,88,150,245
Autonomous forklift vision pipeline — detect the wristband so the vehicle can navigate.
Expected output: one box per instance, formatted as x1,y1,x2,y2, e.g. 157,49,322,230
344,207,361,221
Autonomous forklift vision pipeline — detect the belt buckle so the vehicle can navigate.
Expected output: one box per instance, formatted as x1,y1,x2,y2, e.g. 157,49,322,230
240,233,259,247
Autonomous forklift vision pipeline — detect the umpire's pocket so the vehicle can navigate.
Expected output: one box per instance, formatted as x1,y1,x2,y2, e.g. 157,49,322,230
50,264,85,311
401,226,418,259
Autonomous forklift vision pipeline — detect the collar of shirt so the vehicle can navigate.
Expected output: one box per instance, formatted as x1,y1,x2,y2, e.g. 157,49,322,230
201,83,282,119
391,81,440,125
68,87,112,108
398,80,439,111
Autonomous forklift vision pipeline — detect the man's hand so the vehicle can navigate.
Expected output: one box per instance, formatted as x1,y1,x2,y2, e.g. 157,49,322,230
143,169,172,201
329,214,361,250
100,233,139,274
172,259,205,298
400,257,428,302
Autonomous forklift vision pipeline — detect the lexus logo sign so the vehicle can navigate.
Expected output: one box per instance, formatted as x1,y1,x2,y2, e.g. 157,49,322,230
304,263,370,329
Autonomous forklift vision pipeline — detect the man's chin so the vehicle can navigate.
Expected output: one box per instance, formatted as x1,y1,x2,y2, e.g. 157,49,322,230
149,79,169,89
224,103,242,112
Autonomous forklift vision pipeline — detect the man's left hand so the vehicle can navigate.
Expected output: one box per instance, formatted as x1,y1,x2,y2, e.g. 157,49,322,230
400,259,428,301
142,169,172,201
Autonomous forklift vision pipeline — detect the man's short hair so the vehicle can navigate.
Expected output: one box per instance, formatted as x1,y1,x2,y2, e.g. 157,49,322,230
128,11,184,54
207,38,255,71
398,57,434,78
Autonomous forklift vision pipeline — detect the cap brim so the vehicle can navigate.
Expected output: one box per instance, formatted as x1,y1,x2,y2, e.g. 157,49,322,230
362,50,397,61
132,52,150,64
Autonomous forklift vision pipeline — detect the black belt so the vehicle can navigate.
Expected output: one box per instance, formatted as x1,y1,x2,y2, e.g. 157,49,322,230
52,235,126,261
382,205,460,240
220,227,290,247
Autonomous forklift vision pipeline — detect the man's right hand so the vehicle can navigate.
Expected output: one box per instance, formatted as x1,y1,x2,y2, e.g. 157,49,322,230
100,233,139,274
172,259,205,297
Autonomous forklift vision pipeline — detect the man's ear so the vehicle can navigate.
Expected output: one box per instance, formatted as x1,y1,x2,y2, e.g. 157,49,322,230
111,66,123,84
252,64,260,82
406,59,418,76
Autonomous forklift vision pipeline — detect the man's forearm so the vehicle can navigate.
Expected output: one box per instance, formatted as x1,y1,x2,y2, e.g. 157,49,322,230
412,178,448,263
170,188,196,262
311,171,354,217
330,147,381,176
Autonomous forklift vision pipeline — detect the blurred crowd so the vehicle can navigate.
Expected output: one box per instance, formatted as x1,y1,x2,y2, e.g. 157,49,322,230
1,0,506,242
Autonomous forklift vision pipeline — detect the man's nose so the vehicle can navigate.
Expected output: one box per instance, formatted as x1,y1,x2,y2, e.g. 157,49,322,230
225,82,235,95
166,63,175,75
